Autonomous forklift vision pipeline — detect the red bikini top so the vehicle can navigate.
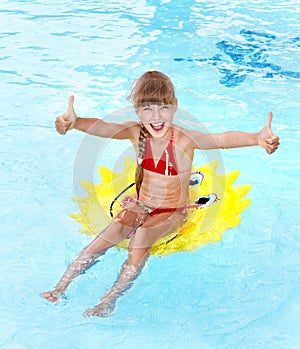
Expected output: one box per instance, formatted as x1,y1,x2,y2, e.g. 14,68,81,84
142,129,179,176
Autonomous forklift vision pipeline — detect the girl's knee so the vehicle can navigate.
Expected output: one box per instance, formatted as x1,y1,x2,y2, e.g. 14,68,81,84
84,236,113,255
128,247,150,266
129,226,153,249
97,221,133,246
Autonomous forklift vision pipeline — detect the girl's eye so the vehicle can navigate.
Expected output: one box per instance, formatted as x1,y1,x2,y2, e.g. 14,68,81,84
160,105,169,110
143,106,152,111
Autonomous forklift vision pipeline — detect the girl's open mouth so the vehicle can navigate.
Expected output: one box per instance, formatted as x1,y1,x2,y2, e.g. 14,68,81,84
150,122,165,132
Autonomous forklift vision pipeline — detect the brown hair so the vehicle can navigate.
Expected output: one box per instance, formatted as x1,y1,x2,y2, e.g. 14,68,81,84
128,71,177,197
128,70,177,109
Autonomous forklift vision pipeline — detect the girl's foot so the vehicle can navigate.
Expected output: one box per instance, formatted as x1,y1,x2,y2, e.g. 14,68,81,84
83,302,115,317
40,290,64,302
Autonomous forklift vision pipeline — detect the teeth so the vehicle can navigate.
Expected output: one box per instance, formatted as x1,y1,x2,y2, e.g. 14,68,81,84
151,122,164,127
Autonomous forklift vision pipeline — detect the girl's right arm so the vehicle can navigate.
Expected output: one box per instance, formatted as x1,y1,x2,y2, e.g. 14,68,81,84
187,112,279,154
55,95,138,140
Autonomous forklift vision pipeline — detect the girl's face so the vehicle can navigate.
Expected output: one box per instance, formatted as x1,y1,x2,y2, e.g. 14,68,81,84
136,103,177,139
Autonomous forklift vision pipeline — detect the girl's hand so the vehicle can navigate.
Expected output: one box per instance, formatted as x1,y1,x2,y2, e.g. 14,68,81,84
257,112,280,154
55,95,77,134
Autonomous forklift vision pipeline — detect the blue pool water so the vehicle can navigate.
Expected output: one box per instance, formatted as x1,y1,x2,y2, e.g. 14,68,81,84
1,1,300,348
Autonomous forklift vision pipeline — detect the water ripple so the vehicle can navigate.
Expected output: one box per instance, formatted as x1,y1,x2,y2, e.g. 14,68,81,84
174,29,300,87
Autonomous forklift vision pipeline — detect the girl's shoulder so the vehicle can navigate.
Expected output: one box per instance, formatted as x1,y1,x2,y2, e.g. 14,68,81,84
123,121,141,141
173,124,193,141
173,124,196,150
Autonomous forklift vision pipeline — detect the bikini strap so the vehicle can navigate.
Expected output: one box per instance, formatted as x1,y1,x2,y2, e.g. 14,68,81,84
171,127,175,142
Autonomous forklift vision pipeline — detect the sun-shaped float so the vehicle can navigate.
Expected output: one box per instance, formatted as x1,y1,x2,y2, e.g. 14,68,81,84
71,158,251,256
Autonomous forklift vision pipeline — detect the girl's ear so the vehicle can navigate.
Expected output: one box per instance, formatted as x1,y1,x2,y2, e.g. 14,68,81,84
174,99,178,112
135,107,141,119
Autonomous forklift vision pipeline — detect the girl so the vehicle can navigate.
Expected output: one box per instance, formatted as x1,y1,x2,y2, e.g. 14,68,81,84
41,71,279,317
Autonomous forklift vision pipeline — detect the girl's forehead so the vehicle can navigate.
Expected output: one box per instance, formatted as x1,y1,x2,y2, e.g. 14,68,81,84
141,101,167,105
136,98,176,105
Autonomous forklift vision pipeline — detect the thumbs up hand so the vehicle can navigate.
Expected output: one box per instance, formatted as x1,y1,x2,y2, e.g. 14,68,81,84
55,95,77,134
258,112,280,154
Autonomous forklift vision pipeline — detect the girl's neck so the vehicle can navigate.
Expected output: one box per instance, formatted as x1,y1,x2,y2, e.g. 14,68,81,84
149,125,173,143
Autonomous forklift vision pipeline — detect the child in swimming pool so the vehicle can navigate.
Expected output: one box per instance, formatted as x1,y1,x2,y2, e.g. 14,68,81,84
41,71,280,317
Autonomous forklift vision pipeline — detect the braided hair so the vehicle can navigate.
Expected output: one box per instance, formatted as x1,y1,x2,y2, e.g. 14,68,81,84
135,124,149,197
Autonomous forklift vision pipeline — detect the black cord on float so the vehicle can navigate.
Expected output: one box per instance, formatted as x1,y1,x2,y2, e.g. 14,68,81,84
109,171,206,218
109,182,136,218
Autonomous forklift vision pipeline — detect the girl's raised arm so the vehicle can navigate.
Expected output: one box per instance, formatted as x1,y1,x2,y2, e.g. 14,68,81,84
55,95,138,140
189,112,279,154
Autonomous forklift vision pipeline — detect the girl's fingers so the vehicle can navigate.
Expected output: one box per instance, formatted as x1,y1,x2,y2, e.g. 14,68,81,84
266,111,273,128
265,135,280,145
265,136,279,154
55,116,69,134
67,95,75,112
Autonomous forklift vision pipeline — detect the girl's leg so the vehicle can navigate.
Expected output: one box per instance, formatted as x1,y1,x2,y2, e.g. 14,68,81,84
83,213,184,317
40,220,135,302
83,247,150,317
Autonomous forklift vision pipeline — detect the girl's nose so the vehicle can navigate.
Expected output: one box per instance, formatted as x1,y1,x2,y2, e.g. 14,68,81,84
152,105,160,119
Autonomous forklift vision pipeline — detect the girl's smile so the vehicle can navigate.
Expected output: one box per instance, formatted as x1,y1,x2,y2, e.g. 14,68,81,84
150,122,165,132
137,104,177,138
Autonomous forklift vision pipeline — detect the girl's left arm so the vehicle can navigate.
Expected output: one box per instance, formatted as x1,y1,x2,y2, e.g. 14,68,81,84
189,112,280,154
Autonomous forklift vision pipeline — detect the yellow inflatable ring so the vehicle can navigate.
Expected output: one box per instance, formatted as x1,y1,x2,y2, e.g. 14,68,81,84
71,158,251,256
